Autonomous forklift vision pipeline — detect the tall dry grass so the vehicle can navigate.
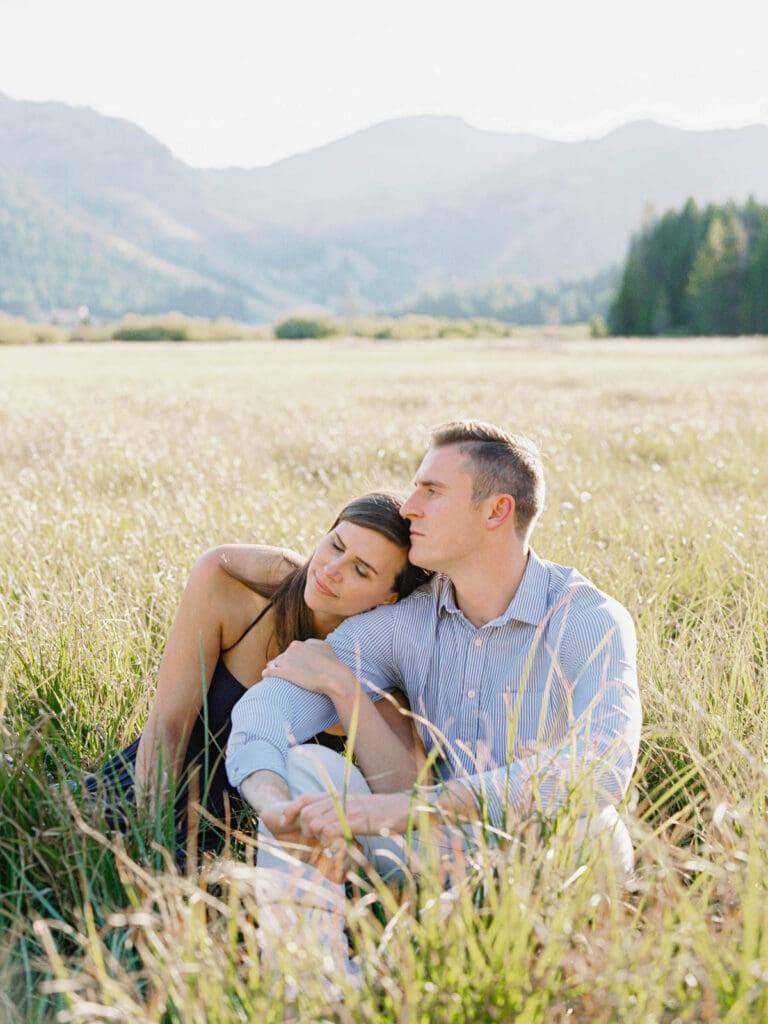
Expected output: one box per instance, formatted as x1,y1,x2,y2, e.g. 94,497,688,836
1,337,768,1021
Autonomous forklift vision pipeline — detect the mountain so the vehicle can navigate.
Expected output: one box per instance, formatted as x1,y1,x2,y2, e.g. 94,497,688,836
1,94,768,321
201,117,553,233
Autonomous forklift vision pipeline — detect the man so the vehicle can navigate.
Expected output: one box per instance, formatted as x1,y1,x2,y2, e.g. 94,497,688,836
226,420,641,896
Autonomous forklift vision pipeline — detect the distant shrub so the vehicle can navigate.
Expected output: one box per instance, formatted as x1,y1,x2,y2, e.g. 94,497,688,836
0,315,67,345
274,316,337,340
124,314,270,342
350,314,445,340
347,314,513,341
589,314,609,338
438,323,474,338
113,325,188,342
68,323,114,342
34,323,68,344
469,317,514,338
182,317,271,341
112,314,196,342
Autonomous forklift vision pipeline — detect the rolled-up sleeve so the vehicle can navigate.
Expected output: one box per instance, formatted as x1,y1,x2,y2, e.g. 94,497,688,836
227,680,340,788
226,603,402,790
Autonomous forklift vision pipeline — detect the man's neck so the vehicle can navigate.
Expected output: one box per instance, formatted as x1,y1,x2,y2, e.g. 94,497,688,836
449,546,530,628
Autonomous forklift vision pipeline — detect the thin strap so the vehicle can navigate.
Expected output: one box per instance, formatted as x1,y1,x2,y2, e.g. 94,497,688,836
221,600,275,654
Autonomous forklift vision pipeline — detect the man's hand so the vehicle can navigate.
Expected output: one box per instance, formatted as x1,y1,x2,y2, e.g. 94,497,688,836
257,799,348,882
280,780,480,845
263,639,357,703
259,799,311,848
283,790,413,844
238,770,338,867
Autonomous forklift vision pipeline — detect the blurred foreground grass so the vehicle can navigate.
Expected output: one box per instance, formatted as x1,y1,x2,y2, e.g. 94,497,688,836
1,337,768,1022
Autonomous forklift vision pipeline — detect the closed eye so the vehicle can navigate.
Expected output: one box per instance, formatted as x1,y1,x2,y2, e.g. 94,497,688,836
333,529,377,577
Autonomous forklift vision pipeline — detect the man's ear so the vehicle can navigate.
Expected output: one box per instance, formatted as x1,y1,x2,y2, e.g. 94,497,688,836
486,495,515,531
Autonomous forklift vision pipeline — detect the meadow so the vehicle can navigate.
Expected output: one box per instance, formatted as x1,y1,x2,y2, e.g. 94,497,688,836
1,337,768,1022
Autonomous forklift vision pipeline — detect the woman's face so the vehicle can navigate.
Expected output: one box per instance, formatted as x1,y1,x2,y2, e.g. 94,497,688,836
304,520,406,618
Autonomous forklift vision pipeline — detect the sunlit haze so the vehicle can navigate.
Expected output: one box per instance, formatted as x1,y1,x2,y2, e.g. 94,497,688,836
2,0,768,167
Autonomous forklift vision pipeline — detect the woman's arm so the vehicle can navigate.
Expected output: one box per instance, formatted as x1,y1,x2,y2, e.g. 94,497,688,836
135,546,283,808
216,544,303,591
262,640,428,793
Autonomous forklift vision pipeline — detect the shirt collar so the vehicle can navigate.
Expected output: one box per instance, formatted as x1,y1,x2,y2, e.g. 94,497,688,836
435,549,550,628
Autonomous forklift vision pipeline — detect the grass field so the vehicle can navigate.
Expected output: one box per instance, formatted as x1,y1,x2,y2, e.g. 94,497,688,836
2,337,768,1022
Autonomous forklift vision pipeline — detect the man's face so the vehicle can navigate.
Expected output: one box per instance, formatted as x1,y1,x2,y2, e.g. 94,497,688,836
400,445,488,573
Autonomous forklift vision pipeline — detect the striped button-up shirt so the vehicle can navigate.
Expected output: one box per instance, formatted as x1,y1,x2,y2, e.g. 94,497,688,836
227,550,641,830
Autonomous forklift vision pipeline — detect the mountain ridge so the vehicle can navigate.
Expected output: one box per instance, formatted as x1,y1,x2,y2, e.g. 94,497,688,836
1,95,767,321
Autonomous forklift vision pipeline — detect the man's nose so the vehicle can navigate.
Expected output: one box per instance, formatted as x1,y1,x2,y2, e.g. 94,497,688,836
400,491,418,518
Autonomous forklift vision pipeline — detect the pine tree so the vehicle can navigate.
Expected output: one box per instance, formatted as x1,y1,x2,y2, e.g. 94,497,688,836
743,216,768,333
609,198,766,337
687,207,748,335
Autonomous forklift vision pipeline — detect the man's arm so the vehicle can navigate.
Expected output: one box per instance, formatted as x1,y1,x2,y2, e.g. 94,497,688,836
227,678,341,789
262,637,425,792
226,603,404,793
454,595,642,832
238,768,291,813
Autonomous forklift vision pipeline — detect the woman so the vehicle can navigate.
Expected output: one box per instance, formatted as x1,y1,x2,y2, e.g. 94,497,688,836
90,492,430,848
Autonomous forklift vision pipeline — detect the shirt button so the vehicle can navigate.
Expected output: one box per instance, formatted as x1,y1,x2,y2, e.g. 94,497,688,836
467,689,476,699
473,635,483,647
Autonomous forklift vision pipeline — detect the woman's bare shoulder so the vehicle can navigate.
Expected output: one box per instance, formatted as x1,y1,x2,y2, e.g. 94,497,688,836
213,544,304,589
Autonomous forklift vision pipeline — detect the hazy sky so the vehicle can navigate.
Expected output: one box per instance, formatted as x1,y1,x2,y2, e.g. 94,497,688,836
2,0,767,168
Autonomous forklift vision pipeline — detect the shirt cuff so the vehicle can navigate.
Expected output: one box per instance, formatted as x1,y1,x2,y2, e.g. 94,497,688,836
227,739,287,790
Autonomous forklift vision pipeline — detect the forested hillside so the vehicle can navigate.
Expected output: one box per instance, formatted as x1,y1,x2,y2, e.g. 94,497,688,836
400,266,619,325
3,93,768,322
610,199,768,335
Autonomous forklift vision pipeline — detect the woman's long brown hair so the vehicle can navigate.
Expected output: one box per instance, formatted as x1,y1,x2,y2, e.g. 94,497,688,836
253,492,431,652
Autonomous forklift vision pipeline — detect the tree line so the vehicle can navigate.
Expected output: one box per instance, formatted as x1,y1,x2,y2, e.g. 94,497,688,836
609,198,768,336
400,267,619,326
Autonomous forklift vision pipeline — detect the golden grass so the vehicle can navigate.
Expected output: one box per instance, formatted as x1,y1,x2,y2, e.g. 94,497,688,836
2,336,768,1022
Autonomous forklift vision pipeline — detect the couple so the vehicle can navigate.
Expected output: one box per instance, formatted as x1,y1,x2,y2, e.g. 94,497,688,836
219,419,641,968
99,419,640,895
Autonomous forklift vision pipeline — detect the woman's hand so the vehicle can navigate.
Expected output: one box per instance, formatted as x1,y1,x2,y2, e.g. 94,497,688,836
263,639,357,703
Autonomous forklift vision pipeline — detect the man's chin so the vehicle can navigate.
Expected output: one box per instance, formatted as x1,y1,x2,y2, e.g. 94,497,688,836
409,546,435,571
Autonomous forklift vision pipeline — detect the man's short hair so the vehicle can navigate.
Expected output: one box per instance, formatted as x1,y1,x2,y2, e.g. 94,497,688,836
430,419,545,539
